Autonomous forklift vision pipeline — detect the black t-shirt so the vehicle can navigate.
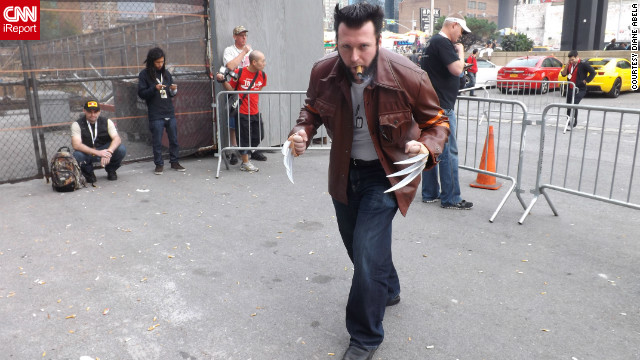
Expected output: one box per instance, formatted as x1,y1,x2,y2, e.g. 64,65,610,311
421,33,460,109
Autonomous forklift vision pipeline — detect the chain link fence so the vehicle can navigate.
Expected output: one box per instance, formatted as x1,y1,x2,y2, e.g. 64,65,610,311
0,0,214,184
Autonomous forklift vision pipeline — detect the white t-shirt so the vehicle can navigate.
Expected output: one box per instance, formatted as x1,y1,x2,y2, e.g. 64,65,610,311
223,45,250,69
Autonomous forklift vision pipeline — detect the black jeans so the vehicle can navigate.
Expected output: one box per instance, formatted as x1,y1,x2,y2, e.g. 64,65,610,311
566,86,587,126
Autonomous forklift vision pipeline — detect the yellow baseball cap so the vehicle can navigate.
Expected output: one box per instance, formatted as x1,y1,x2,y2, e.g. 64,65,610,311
84,100,100,111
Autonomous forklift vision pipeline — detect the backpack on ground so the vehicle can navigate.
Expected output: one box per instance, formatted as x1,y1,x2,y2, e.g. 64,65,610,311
50,146,85,192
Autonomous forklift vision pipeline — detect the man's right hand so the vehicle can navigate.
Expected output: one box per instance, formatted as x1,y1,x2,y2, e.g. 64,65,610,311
454,43,464,57
288,129,308,157
243,44,252,54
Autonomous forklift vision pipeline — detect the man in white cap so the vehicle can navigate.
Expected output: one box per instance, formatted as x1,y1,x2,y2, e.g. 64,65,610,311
420,14,474,210
217,25,267,163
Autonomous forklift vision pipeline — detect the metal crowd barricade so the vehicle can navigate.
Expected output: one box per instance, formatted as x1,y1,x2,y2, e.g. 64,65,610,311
215,90,330,178
481,80,576,122
455,96,530,222
519,103,640,224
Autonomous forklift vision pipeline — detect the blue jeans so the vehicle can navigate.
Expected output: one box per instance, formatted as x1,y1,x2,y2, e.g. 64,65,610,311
149,117,179,166
332,163,400,350
422,108,462,206
466,72,476,95
73,143,126,174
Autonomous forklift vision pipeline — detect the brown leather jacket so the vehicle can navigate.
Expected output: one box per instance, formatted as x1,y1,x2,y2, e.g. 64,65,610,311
290,48,449,216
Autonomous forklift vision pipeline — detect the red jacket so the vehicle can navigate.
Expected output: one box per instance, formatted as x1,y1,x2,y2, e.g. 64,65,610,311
466,55,478,73
290,48,448,216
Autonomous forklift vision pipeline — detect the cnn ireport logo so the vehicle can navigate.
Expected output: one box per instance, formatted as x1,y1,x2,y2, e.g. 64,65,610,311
0,0,40,40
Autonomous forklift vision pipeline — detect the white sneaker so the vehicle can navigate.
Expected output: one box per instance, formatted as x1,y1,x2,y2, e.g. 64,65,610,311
240,161,259,172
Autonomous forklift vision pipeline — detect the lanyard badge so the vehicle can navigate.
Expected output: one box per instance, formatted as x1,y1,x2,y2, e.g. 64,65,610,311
157,73,167,98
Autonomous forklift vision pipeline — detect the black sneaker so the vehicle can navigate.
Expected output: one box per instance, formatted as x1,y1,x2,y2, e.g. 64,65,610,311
441,200,473,210
386,294,401,307
84,171,97,183
422,197,440,203
107,170,117,181
229,152,239,165
154,165,163,175
251,151,267,161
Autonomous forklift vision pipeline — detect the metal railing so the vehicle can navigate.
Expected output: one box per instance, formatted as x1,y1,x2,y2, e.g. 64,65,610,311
519,103,640,224
455,96,530,222
215,90,330,178
478,80,577,121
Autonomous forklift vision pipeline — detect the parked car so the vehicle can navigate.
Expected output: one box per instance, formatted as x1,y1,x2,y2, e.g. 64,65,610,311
497,55,563,94
531,46,551,52
463,58,502,89
558,58,633,98
475,59,502,87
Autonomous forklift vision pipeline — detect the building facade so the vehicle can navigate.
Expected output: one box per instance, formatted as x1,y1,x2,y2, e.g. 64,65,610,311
398,0,499,34
514,0,636,49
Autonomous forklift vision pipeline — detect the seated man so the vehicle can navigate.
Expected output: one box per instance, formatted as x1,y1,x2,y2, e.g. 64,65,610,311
71,100,126,183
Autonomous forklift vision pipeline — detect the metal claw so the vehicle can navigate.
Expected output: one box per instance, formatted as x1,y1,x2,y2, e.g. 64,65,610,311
393,153,428,165
386,157,427,177
384,165,424,193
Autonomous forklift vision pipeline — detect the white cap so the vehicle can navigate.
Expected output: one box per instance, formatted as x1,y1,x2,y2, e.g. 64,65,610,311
445,17,471,34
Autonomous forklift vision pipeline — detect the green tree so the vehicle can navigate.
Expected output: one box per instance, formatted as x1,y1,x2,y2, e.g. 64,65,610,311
40,1,82,41
433,17,498,49
463,18,498,47
500,33,535,51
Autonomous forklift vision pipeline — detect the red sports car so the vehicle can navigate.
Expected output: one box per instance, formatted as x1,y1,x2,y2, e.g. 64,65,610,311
497,56,564,94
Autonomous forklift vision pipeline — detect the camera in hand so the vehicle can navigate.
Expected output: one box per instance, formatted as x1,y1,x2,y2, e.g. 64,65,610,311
218,66,238,82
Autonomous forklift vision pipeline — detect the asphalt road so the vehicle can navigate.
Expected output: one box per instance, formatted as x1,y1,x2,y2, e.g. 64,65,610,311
1,150,639,360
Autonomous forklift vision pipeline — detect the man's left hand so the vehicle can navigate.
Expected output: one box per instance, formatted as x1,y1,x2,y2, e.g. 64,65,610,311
98,149,112,166
100,156,111,167
405,140,429,157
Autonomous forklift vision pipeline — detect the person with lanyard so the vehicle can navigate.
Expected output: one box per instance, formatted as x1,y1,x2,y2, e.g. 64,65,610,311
71,100,127,183
560,50,595,128
138,47,186,175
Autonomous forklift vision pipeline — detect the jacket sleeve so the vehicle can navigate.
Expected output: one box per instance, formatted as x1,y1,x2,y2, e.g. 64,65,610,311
167,72,177,97
414,71,450,169
137,71,155,100
584,62,596,83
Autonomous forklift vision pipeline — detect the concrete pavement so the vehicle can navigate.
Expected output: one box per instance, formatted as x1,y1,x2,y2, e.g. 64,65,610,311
1,152,639,360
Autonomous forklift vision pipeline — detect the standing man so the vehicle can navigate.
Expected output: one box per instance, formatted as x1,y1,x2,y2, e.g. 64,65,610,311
560,50,595,128
289,4,448,359
420,14,474,210
219,25,267,163
138,47,186,175
219,51,267,173
465,48,479,96
71,100,126,183
219,25,250,165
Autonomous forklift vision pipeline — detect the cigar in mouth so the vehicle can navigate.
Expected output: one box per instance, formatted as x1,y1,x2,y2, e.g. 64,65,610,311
355,65,364,79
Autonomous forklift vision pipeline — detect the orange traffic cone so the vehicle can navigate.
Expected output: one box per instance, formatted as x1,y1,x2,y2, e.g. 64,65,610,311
470,125,502,190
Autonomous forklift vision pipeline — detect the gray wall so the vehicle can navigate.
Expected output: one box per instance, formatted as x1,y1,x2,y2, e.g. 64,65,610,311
210,0,324,147
211,0,324,91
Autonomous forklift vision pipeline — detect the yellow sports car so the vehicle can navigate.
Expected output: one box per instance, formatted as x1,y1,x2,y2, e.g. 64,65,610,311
558,57,633,98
